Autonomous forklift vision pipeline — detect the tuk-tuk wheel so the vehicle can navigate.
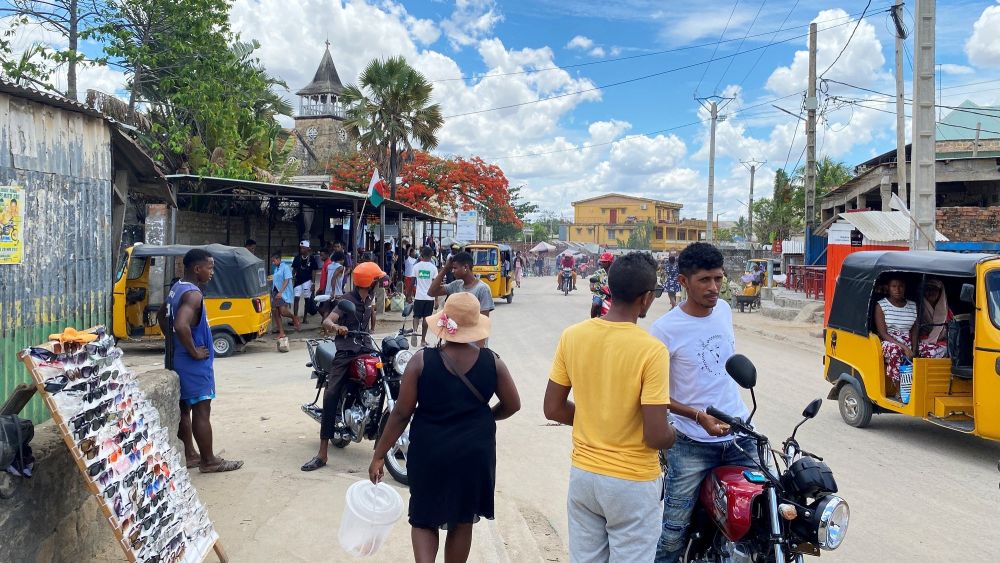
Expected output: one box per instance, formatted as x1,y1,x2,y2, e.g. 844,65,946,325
838,384,873,428
212,331,237,358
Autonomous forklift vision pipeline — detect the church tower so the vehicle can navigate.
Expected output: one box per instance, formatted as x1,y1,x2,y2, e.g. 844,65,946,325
290,42,352,174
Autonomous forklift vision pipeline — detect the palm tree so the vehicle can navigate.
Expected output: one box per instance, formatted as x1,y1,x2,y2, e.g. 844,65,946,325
341,56,444,199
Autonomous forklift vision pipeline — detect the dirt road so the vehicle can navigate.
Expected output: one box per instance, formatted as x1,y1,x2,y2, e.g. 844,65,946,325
127,276,999,562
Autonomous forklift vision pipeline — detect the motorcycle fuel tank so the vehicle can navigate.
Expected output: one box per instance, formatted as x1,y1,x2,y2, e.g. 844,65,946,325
349,354,381,388
699,466,764,542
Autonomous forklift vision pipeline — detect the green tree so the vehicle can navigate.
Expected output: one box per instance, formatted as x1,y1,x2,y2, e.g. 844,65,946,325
753,157,852,243
1,1,109,99
341,56,444,200
733,216,750,240
793,156,853,225
488,185,537,241
101,0,291,179
622,219,653,249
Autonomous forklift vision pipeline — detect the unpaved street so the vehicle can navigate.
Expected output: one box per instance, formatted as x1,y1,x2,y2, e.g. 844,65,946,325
127,276,1000,562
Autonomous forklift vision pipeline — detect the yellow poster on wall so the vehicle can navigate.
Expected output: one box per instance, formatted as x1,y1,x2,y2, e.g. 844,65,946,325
0,185,24,264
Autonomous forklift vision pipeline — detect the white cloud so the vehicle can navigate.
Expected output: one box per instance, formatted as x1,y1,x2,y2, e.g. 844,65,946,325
966,2,1000,68
440,0,503,50
588,47,606,58
940,63,975,75
566,35,594,50
766,9,887,96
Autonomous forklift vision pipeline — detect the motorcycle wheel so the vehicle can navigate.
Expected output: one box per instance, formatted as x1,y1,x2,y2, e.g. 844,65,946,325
379,413,410,486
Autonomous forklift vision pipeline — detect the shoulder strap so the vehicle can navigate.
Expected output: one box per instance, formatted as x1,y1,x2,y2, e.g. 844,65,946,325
437,348,487,403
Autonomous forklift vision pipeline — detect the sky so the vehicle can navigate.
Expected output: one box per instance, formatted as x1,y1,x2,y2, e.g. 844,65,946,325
6,0,1000,224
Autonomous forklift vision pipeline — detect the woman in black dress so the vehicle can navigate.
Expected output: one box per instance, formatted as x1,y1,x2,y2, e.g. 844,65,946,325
370,292,521,562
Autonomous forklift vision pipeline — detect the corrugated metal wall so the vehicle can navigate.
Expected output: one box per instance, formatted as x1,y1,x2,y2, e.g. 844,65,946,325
0,93,113,422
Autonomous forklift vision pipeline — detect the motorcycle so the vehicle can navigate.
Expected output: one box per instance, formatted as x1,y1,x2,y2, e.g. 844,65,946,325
560,267,574,296
683,354,850,562
302,298,415,485
588,275,611,318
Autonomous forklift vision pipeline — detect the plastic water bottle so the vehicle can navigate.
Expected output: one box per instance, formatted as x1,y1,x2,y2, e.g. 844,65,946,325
899,361,913,404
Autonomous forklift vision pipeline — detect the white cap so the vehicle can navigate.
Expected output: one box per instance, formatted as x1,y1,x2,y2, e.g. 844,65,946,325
300,240,310,248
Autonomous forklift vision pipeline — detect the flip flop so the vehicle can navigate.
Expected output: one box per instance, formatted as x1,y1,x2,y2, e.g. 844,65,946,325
186,457,200,468
300,457,326,472
199,458,244,473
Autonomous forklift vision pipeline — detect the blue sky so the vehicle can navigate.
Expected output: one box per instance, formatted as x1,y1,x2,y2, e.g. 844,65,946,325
6,0,1000,223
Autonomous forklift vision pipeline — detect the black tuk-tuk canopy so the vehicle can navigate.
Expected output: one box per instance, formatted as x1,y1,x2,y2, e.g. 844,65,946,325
828,251,996,335
132,243,267,299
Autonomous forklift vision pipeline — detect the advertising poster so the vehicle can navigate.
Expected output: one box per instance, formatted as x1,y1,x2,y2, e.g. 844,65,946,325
0,185,24,264
456,210,478,241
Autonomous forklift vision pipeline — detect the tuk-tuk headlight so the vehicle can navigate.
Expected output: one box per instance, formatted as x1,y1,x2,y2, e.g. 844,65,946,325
393,350,414,375
487,274,497,281
797,495,849,550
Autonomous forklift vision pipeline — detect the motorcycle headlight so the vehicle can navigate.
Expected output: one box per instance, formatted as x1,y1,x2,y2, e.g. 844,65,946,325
809,495,849,550
393,350,414,375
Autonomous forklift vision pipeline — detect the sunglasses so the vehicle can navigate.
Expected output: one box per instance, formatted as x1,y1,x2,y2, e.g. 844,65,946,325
87,458,108,477
79,438,100,461
113,495,133,520
96,468,115,487
649,286,665,298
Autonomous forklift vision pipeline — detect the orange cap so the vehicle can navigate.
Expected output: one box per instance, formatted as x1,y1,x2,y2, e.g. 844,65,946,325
352,262,387,287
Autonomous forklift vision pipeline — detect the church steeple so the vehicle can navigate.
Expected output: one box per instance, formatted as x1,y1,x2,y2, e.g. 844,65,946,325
296,43,345,118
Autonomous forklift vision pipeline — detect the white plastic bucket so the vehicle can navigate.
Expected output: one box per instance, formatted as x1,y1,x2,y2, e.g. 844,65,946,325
338,480,404,557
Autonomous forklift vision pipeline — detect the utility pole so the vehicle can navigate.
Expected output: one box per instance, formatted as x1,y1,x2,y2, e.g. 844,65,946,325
741,158,765,243
912,0,937,250
804,23,818,262
892,2,908,206
697,95,734,242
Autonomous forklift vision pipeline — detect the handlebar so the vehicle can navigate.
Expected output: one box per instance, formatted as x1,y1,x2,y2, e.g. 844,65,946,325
706,406,764,442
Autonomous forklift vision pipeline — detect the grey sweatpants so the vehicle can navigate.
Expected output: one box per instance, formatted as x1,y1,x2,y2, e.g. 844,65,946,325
568,467,664,563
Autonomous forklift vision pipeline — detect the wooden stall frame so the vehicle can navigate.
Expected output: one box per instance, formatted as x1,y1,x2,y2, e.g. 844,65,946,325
17,335,229,563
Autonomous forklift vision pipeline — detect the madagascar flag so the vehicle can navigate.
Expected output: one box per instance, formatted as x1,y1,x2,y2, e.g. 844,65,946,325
367,169,385,207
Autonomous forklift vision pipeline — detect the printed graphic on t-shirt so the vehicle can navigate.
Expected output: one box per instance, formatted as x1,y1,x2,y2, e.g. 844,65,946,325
417,269,432,280
698,334,726,374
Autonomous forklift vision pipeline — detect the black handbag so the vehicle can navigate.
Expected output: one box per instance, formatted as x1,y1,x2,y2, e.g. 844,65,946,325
0,414,34,476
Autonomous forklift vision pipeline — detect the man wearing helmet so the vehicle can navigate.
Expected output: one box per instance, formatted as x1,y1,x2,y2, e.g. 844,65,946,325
590,252,614,318
301,261,385,471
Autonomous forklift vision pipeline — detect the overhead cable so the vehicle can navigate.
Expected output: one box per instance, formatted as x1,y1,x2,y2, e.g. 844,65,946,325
818,0,872,79
695,0,742,97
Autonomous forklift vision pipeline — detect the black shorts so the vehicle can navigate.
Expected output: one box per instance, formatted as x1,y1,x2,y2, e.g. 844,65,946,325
413,299,435,318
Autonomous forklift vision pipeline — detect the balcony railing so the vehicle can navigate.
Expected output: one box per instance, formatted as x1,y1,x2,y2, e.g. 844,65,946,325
298,102,346,118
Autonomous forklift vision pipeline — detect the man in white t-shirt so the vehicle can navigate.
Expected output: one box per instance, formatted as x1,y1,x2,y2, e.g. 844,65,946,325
411,246,438,347
650,242,758,563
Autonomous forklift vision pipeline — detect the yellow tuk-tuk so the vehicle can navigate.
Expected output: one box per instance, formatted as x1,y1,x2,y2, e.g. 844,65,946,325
113,244,272,357
745,258,780,288
824,250,1000,440
466,243,515,304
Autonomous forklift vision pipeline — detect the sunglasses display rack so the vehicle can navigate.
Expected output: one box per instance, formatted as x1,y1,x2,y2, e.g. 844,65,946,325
18,328,229,563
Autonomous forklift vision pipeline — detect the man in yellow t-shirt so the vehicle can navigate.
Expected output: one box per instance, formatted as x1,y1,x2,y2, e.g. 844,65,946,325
544,251,675,563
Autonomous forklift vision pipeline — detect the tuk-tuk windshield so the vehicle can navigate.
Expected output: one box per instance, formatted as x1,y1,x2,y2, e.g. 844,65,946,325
471,248,498,267
987,270,1000,328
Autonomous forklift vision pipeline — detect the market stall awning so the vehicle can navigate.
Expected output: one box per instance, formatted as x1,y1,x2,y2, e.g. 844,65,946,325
164,174,446,222
530,242,556,252
836,211,947,242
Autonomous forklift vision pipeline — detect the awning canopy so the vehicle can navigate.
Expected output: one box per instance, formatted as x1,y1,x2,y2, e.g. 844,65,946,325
530,242,556,252
836,211,947,242
165,174,446,222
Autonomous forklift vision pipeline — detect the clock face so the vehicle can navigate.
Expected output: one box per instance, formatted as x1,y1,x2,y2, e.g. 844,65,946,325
306,126,318,142
338,128,348,143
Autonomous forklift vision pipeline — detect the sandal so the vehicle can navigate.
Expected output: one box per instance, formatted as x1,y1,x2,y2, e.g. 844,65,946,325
199,458,244,473
186,456,201,468
300,457,326,472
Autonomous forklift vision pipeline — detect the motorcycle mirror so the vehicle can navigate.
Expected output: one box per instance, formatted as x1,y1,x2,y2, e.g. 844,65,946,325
402,302,413,318
336,299,357,315
802,398,823,419
725,354,757,389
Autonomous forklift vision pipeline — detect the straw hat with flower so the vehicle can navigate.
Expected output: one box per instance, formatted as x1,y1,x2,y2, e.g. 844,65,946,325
426,292,491,343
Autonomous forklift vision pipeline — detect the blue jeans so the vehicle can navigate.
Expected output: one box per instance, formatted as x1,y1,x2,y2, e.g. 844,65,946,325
654,432,761,563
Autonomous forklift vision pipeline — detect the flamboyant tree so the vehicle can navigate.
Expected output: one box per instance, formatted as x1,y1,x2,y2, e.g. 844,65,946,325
328,150,522,230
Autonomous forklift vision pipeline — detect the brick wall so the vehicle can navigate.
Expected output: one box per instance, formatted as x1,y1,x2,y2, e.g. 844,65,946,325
935,139,1000,153
936,206,1000,242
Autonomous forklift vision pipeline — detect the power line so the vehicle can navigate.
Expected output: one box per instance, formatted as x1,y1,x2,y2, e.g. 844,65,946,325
484,91,803,160
444,15,883,119
819,0,872,79
738,0,799,89
834,99,1000,137
695,0,741,97
430,7,877,85
714,0,768,93
824,79,1000,121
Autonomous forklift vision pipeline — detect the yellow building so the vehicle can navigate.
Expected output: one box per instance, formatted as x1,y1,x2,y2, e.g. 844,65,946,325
568,193,707,251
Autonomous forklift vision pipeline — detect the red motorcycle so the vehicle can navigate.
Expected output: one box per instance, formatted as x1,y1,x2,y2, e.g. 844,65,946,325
683,355,850,562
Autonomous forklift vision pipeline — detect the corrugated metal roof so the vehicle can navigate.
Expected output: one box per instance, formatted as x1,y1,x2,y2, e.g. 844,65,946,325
837,211,948,242
938,101,1000,141
781,239,804,254
0,79,106,119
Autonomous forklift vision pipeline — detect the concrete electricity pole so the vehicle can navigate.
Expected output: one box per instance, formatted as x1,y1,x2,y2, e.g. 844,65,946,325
804,23,818,238
698,95,734,242
911,0,937,250
892,2,909,206
741,158,766,242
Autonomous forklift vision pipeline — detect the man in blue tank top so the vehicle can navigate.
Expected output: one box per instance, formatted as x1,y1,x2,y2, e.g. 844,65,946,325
157,248,243,473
